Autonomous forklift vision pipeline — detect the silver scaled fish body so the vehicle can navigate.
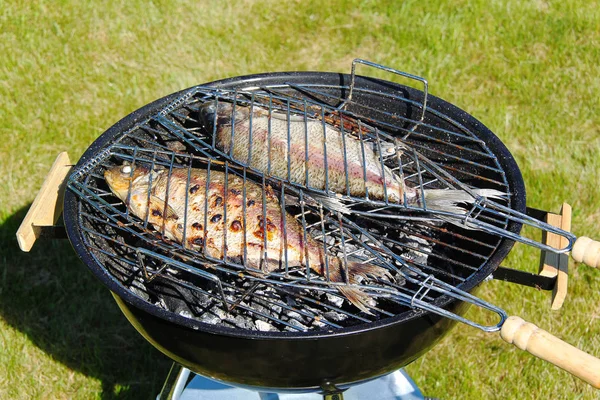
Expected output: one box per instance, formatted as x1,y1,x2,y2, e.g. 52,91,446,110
199,101,504,216
104,163,389,313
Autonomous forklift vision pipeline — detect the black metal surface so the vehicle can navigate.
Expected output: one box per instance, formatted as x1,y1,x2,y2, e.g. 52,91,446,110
63,71,526,391
112,290,468,390
493,266,556,291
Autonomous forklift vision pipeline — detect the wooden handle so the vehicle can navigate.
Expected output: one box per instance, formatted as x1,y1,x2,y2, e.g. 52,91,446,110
16,152,72,252
500,316,600,388
572,237,600,269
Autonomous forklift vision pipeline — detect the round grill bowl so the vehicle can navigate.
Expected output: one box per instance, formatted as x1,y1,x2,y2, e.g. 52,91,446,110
64,72,526,392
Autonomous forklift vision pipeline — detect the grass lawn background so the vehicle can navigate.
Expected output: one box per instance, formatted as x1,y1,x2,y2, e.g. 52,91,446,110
1,1,599,398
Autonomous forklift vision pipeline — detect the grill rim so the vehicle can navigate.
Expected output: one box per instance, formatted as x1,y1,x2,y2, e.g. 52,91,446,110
64,71,526,340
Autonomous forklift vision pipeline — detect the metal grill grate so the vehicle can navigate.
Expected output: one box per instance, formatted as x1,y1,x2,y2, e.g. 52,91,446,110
66,74,524,332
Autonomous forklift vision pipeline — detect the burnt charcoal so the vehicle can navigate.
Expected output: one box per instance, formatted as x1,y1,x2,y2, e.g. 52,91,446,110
198,311,221,325
213,307,229,320
285,322,308,332
286,310,302,321
155,297,168,310
325,293,345,308
268,303,283,315
233,315,255,330
311,318,326,328
323,311,349,322
128,283,150,301
255,320,275,331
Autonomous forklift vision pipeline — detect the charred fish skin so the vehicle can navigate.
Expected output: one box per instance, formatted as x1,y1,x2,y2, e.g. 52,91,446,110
104,163,390,313
199,101,407,203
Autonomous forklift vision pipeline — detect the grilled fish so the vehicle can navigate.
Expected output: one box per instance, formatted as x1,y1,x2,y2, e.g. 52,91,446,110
199,101,504,215
104,163,389,313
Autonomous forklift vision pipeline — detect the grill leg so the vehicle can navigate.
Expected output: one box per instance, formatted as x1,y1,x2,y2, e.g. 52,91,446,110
157,362,191,400
321,381,345,400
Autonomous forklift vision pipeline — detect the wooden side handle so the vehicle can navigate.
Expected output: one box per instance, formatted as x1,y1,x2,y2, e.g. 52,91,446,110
500,316,600,388
16,152,72,252
572,237,600,269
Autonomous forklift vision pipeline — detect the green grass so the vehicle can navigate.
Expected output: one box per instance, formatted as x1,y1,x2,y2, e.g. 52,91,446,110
1,0,599,398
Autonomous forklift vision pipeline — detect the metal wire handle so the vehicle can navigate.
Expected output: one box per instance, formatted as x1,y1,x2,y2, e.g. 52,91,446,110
344,59,428,130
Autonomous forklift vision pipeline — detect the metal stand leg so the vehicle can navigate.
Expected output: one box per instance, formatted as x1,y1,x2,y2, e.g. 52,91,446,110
157,362,191,400
321,380,345,400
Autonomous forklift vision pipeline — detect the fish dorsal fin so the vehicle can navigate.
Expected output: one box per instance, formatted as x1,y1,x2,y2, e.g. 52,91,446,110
149,195,179,220
266,109,307,123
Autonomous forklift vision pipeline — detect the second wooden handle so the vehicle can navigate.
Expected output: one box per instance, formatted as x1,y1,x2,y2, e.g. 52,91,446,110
16,152,72,252
500,316,600,388
572,237,600,269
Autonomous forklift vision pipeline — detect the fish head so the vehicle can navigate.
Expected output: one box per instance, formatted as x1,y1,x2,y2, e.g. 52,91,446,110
104,163,153,202
199,100,249,131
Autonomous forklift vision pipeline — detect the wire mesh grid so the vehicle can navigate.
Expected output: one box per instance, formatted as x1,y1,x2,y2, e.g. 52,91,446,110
66,77,527,332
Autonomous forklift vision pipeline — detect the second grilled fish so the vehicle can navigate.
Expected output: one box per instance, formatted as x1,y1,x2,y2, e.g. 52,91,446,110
199,101,504,215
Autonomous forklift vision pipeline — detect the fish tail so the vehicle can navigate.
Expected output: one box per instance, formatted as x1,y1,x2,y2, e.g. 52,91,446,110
422,188,506,214
345,260,394,281
330,259,392,314
336,285,374,314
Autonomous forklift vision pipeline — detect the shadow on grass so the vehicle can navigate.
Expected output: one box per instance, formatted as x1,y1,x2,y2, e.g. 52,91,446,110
1,206,172,399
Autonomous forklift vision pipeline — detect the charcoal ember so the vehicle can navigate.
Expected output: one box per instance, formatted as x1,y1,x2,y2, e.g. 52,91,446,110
199,311,221,325
326,293,344,308
286,310,302,321
268,303,283,315
284,322,308,332
312,318,326,328
323,235,336,246
213,307,229,320
255,320,275,331
407,250,428,265
194,294,215,309
248,299,277,318
179,310,193,319
154,297,168,310
323,310,348,322
129,283,150,301
409,236,431,247
230,315,255,330
392,273,407,287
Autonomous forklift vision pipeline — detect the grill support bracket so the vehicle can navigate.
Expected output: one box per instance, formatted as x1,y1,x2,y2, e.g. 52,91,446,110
16,152,72,251
493,204,571,309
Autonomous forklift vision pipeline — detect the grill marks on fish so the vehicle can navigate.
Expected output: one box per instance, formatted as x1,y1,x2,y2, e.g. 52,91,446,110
200,102,406,202
104,163,391,313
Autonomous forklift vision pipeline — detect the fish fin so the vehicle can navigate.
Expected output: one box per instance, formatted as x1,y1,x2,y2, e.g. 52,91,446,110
334,260,392,314
375,139,403,158
336,285,374,315
149,195,179,220
422,188,506,214
267,109,306,122
305,192,352,214
345,259,394,281
422,188,506,230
